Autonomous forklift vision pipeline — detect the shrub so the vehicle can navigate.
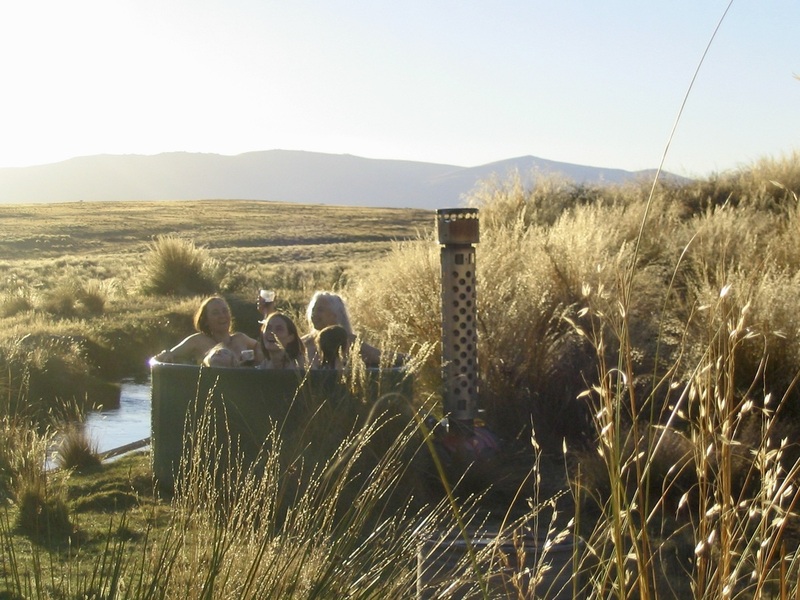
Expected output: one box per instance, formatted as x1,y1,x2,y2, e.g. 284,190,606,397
76,279,107,315
55,425,101,471
15,480,72,538
39,279,81,317
32,276,112,319
0,287,32,318
140,235,223,296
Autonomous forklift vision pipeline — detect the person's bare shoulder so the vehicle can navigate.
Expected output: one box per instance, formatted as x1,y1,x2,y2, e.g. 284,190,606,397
172,332,204,353
160,332,210,364
236,331,258,344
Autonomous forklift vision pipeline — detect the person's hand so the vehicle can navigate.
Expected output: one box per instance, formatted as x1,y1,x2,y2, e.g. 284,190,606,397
256,293,276,317
152,349,174,363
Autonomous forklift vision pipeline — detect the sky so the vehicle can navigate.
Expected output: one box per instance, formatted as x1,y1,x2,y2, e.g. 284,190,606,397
0,1,797,178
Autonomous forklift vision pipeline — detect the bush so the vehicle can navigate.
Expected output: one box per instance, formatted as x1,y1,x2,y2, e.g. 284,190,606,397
39,279,81,317
0,287,32,318
55,425,101,471
140,235,223,296
15,481,72,538
347,155,800,455
37,277,110,318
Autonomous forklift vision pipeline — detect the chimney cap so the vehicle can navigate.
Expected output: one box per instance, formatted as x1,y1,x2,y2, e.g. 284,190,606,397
436,208,479,245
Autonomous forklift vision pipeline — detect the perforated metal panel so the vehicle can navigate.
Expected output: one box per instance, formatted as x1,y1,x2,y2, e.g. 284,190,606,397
437,209,479,421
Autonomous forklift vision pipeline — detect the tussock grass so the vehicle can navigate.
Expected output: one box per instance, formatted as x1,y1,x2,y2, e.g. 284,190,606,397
38,276,111,317
0,286,33,318
0,417,31,500
0,419,74,539
349,154,800,595
0,333,120,421
161,390,426,597
545,155,800,597
141,235,223,296
349,154,800,443
348,237,443,396
55,425,101,470
0,376,475,598
38,278,82,317
15,479,72,538
1,154,800,596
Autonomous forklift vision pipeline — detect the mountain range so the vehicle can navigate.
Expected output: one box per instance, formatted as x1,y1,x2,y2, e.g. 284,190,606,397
0,150,673,209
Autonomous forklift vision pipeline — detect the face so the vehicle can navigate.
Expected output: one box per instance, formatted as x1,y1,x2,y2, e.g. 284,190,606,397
310,297,338,330
262,314,295,351
205,299,232,333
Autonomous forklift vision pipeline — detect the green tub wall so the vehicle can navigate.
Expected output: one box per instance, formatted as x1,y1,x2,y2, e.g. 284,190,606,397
150,362,415,491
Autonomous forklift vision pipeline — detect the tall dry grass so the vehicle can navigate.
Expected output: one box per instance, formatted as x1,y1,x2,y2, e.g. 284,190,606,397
0,418,73,540
347,153,800,596
2,153,800,596
1,368,480,599
564,157,800,597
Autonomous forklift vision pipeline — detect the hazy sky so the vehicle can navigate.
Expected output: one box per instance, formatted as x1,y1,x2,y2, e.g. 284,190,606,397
0,1,797,177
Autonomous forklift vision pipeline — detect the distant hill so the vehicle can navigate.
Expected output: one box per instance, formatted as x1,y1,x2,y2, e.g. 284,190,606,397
0,150,676,209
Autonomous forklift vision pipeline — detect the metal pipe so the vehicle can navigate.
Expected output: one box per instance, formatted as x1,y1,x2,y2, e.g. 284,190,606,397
437,208,479,425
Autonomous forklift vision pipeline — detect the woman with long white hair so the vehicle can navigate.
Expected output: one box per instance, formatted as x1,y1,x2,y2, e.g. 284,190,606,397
302,291,381,367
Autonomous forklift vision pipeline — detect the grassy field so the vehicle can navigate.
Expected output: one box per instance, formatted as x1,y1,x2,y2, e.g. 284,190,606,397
0,200,431,258
0,199,441,597
0,200,432,412
4,152,800,597
0,199,432,306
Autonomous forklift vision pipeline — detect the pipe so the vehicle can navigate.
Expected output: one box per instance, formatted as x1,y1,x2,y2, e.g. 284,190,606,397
437,208,480,426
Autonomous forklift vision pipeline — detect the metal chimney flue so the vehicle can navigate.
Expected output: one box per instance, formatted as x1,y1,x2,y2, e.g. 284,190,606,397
437,208,479,426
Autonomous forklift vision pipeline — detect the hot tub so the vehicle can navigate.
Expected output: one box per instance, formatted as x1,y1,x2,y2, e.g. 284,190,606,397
150,361,414,490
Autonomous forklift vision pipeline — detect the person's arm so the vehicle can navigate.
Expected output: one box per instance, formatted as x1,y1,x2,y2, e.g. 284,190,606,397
256,292,276,317
154,333,202,364
242,333,264,365
153,348,173,363
253,338,265,364
234,333,261,366
302,333,319,367
352,334,381,367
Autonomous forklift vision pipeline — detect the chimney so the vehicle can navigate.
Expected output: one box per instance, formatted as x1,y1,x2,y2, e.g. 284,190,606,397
437,208,480,426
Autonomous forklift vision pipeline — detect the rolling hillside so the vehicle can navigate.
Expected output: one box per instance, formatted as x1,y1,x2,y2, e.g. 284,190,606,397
0,150,672,209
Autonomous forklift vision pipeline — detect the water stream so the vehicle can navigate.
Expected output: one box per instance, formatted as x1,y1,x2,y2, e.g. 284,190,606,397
84,379,152,454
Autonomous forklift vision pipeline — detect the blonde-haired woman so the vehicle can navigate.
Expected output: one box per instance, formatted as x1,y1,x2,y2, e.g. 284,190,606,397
302,291,381,367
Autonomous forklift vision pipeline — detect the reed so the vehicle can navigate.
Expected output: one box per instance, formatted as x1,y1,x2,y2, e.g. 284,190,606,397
349,150,800,597
550,148,800,597
0,373,477,598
